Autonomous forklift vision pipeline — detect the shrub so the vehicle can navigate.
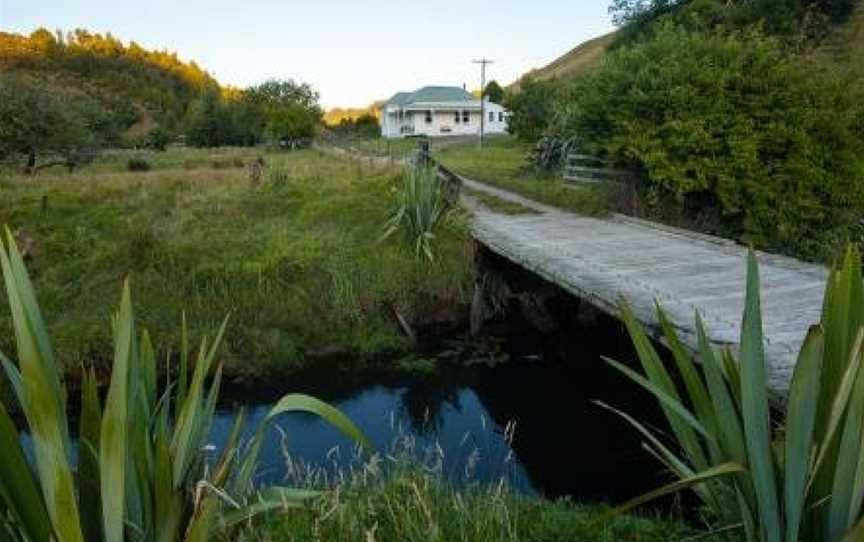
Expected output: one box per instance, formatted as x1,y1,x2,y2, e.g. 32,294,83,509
144,126,171,151
504,77,562,141
127,157,151,172
547,23,864,261
0,229,369,541
606,247,864,541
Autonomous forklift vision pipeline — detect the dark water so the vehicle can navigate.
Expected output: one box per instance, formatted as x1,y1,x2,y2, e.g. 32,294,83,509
203,306,670,504
213,363,665,503
19,255,672,505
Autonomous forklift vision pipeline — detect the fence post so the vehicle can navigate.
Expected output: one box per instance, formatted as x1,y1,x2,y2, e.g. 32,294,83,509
417,138,431,167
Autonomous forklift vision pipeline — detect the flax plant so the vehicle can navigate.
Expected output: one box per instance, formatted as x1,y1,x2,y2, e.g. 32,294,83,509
603,248,864,541
0,228,370,541
382,164,448,261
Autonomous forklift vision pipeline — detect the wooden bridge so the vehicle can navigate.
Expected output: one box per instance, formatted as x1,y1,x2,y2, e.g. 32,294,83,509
453,172,828,399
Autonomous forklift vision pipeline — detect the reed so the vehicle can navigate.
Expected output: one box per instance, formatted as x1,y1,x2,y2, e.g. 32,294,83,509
0,228,368,541
605,247,864,541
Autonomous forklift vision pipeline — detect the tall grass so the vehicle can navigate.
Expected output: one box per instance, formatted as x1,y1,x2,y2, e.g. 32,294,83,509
382,165,449,261
0,228,369,541
235,430,690,542
0,150,475,384
604,247,864,541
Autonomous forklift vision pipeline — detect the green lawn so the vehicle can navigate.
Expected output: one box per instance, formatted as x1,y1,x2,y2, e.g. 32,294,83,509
0,148,474,384
436,136,610,216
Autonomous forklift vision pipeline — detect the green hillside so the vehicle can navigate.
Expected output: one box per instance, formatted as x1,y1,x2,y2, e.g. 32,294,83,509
511,32,615,89
0,28,217,141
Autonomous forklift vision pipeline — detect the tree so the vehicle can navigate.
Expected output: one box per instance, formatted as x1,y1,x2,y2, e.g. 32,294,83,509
484,80,505,104
352,113,380,138
246,79,323,146
226,97,265,146
330,113,380,139
503,77,561,141
0,74,101,172
185,88,232,147
266,102,317,144
245,79,322,118
608,0,683,26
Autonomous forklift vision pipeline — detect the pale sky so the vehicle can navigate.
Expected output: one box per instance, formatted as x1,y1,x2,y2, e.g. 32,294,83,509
0,1,615,108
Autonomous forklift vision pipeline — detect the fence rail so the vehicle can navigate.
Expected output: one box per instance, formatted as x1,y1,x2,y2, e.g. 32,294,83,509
563,153,632,185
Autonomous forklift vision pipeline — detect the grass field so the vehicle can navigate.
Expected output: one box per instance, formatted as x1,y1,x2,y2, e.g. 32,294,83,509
0,148,474,384
342,137,419,160
436,136,610,216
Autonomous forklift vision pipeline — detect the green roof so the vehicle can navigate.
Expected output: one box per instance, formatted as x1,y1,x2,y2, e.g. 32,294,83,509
384,86,475,107
385,91,412,106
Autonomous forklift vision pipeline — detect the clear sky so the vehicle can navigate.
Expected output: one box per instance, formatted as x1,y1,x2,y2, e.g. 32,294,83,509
0,1,615,108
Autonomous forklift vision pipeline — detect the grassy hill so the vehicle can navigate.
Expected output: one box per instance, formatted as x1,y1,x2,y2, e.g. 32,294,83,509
0,28,216,140
510,32,615,89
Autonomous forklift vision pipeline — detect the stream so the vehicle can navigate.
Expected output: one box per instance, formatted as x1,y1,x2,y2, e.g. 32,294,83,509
19,258,672,506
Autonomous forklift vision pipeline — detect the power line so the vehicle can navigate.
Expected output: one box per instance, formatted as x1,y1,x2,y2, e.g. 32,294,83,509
472,58,494,148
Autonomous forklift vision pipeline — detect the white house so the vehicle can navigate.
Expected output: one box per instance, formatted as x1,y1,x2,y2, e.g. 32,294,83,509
380,86,509,139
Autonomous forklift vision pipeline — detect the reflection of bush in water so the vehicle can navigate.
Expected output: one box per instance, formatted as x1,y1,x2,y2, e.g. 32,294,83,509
398,380,464,435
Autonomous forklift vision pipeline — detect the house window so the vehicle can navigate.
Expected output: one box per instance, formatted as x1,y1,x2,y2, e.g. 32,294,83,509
489,111,495,122
425,110,432,124
462,111,470,123
454,111,460,123
499,112,504,122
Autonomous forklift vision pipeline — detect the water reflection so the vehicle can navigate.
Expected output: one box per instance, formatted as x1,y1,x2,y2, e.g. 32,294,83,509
215,380,533,492
210,325,668,504
20,308,670,506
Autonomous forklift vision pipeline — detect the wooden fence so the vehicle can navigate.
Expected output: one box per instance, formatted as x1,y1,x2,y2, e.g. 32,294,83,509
563,153,632,185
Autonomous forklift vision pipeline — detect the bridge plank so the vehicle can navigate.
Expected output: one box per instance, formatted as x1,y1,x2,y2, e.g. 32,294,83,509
459,174,828,400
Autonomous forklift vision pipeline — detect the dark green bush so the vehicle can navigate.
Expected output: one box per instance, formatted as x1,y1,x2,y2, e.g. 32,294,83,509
144,126,171,151
610,0,859,47
126,157,151,172
504,77,562,141
547,23,864,260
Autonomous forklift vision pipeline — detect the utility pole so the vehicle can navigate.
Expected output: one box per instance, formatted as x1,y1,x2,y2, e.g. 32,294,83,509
472,58,493,148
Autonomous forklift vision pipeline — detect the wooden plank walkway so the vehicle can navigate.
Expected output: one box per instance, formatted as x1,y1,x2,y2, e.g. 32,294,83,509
459,175,829,399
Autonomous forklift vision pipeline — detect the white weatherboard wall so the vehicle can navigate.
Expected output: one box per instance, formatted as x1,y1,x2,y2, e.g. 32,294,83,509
413,110,479,137
381,98,509,138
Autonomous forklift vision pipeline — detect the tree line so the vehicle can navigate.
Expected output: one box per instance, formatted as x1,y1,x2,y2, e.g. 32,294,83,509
0,28,324,171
